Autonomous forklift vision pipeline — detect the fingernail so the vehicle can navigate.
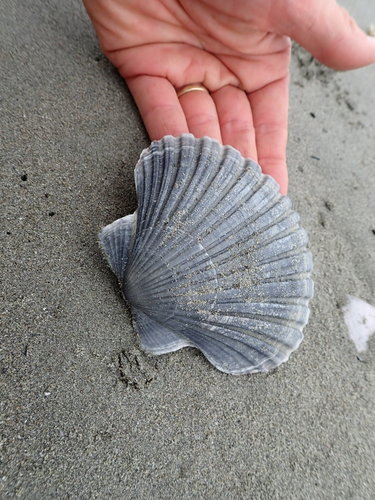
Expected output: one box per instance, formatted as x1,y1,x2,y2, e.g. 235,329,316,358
366,35,375,51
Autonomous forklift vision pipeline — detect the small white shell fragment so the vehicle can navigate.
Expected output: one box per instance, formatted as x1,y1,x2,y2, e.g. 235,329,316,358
367,24,375,37
342,295,375,352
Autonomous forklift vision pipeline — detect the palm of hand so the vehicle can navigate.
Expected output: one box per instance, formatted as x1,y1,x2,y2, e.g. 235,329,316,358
84,0,375,193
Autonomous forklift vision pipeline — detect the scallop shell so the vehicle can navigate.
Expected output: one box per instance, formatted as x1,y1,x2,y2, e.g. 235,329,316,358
99,135,313,375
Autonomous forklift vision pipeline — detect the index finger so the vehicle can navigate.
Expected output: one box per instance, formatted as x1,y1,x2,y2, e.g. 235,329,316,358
249,76,289,195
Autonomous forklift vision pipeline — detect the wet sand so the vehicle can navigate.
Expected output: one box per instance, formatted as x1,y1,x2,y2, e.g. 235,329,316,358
2,0,375,498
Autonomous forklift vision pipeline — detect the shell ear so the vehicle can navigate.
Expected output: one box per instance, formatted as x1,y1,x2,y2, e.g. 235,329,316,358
132,308,192,354
99,213,136,282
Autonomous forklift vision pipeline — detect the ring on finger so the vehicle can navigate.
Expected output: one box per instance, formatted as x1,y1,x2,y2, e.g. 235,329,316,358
176,83,209,98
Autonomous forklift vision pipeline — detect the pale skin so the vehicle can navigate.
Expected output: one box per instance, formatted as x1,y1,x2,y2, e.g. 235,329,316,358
83,0,375,194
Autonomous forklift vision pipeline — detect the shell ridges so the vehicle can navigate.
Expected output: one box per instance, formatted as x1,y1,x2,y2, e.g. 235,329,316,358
99,135,314,374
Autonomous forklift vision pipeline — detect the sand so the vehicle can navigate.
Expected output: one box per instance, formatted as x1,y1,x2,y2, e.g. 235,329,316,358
1,0,375,498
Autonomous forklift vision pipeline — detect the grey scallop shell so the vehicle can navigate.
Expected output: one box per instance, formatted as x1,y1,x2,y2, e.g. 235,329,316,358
99,134,313,375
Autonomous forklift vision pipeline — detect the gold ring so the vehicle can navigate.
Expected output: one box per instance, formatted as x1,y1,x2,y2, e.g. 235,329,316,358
177,83,209,98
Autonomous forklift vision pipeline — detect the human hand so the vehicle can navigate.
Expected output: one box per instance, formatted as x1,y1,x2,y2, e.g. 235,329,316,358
83,0,375,194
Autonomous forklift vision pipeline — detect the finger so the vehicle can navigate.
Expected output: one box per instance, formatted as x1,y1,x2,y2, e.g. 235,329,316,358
126,75,188,140
211,85,257,161
178,89,222,142
271,0,375,70
249,77,289,195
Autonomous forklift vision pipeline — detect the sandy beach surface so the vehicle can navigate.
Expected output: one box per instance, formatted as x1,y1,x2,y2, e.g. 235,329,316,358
2,0,375,498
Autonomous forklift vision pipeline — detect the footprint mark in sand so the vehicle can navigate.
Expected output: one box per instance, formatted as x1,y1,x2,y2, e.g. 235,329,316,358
117,348,158,389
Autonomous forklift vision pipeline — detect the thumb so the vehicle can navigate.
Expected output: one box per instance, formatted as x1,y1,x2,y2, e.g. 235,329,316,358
272,0,375,70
